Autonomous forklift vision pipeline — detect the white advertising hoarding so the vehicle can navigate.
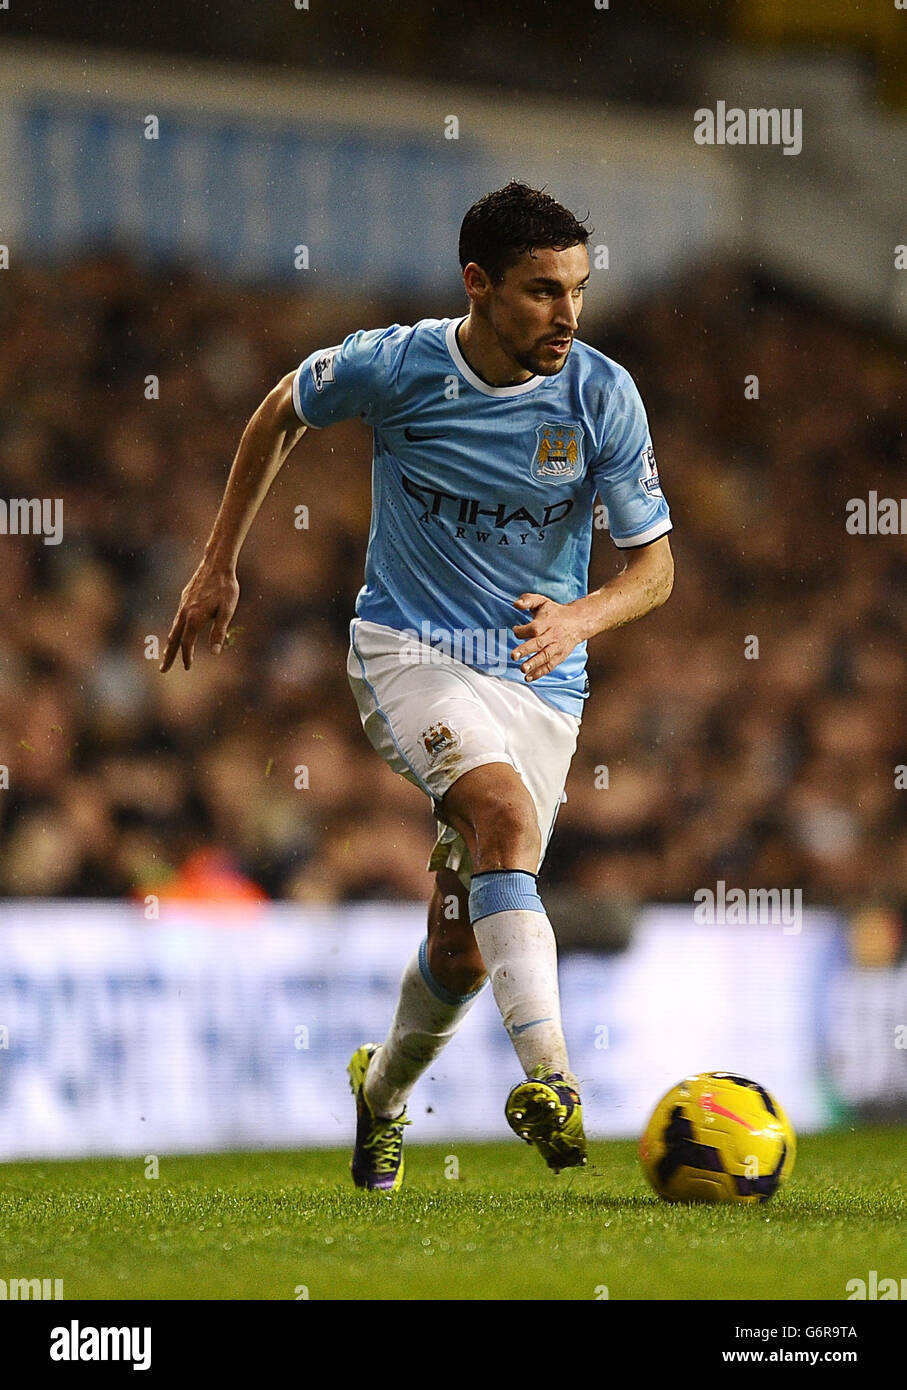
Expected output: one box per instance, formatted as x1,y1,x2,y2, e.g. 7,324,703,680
0,902,845,1159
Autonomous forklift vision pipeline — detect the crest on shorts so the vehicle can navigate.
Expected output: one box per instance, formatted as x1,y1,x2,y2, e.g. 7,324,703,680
531,423,584,482
421,723,461,765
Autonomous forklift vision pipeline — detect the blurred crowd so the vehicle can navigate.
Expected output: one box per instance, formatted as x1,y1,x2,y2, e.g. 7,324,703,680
0,252,905,925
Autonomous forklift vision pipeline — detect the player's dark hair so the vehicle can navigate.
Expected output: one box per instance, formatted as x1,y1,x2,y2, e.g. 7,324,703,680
458,181,591,285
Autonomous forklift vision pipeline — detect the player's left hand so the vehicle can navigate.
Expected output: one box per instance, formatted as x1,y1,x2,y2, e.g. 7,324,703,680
511,593,585,682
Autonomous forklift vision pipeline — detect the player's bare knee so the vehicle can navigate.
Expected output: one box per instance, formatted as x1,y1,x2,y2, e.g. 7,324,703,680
471,796,540,872
442,770,540,872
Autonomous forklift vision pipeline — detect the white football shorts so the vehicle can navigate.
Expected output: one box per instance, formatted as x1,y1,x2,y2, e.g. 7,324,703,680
347,618,581,887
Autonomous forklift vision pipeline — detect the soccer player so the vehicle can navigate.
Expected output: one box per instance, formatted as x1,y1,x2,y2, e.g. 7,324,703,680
161,182,674,1191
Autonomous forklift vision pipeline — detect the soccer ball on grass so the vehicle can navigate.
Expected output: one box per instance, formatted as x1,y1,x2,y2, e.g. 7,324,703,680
639,1071,795,1204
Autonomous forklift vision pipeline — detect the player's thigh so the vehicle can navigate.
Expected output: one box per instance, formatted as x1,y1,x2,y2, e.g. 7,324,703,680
347,620,513,802
347,619,577,875
438,761,541,861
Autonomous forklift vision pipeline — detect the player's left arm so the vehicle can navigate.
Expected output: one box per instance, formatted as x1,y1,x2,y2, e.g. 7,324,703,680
511,535,673,682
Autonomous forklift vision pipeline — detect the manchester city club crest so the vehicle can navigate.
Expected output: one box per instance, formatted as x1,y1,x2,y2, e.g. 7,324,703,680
420,722,461,766
531,422,584,482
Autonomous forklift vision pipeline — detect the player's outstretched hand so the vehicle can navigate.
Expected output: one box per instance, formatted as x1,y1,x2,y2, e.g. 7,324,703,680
511,592,583,682
160,563,240,672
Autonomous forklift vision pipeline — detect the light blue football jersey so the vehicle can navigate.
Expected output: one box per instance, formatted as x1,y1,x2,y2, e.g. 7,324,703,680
292,317,671,717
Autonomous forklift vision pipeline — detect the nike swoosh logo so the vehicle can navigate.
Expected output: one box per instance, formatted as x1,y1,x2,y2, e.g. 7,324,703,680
510,1017,552,1036
404,427,444,442
699,1092,757,1132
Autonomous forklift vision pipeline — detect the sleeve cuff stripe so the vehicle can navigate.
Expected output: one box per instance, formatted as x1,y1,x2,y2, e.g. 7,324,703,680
611,519,673,549
291,368,320,428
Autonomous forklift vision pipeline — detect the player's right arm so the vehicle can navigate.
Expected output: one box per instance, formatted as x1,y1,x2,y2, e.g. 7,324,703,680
161,325,396,672
160,370,304,672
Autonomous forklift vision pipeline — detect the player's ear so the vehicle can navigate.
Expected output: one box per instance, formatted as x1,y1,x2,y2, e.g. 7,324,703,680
463,262,491,301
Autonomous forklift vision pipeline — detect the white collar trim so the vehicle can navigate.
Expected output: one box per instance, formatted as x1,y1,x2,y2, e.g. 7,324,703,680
445,318,545,398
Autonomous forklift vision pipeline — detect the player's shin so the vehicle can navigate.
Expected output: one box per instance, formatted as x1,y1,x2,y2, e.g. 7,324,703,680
468,870,577,1089
362,940,486,1118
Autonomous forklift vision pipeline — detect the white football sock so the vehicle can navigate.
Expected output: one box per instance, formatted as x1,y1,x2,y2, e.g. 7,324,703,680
363,940,486,1118
472,908,577,1089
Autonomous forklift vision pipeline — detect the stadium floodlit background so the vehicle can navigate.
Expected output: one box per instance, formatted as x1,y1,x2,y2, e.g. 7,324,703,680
0,1,905,1163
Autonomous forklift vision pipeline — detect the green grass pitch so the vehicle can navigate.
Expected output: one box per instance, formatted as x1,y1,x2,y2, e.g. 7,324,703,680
1,1127,904,1300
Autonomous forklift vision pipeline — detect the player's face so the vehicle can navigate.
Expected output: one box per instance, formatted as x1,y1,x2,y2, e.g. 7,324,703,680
487,244,590,376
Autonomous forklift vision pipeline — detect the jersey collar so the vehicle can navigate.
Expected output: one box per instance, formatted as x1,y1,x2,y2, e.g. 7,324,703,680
445,318,545,398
